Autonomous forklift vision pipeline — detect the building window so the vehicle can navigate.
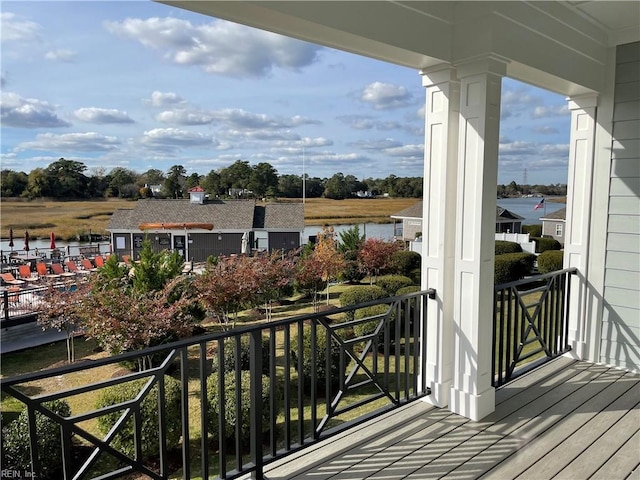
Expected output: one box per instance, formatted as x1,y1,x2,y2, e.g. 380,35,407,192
556,224,563,237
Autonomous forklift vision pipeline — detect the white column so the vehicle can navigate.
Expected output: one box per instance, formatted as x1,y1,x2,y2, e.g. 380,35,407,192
564,93,598,360
420,65,459,408
449,56,506,421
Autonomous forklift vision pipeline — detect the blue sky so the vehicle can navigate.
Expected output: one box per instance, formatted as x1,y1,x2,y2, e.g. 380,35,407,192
1,1,571,185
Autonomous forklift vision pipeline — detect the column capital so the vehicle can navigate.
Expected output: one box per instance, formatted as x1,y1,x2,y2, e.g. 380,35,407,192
567,92,598,110
456,54,508,79
420,64,458,87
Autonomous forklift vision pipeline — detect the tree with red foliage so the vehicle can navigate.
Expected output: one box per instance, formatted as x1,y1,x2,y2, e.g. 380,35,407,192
358,238,402,284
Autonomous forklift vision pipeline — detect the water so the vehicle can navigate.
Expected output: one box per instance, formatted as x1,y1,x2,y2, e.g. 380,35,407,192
496,197,565,225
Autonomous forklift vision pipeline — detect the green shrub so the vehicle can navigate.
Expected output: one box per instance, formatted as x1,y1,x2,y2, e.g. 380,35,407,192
391,250,421,277
522,224,542,237
396,285,420,296
95,376,182,458
532,237,562,253
339,285,387,321
495,240,522,255
375,275,415,297
494,253,537,284
352,304,392,339
1,400,71,479
291,325,344,394
409,267,421,284
206,371,272,446
537,250,564,273
211,335,270,374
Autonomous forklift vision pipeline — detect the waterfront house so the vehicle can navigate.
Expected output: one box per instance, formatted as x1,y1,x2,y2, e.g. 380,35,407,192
3,2,638,479
107,188,304,262
392,201,525,242
541,207,567,245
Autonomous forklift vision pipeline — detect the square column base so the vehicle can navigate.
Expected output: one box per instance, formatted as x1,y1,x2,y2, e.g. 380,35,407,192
422,379,451,408
449,385,495,421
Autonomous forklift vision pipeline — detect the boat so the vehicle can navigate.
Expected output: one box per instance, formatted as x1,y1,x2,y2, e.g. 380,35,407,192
138,223,214,230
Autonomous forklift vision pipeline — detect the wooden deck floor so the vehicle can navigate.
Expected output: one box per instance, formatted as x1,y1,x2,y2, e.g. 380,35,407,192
265,357,640,480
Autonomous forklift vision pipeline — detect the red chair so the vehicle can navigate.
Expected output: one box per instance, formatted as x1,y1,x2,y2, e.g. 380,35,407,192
18,265,39,283
37,262,61,282
81,258,97,272
1,272,25,286
51,263,75,278
94,256,105,268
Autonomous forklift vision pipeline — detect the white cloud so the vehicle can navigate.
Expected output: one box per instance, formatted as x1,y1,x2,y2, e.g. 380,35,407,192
360,82,413,110
105,16,322,77
532,105,569,119
17,132,119,152
384,144,424,158
73,107,134,124
533,126,559,134
1,91,70,128
155,109,213,125
350,138,403,150
211,108,320,129
44,48,77,62
146,91,186,107
338,115,403,131
1,12,41,43
141,128,217,147
220,129,300,142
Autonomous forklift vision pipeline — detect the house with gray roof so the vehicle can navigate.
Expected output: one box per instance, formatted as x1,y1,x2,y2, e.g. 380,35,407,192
391,202,525,243
540,207,566,245
107,188,304,262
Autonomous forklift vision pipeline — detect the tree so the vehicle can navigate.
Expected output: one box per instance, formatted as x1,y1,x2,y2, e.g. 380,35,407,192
201,170,223,197
25,168,53,198
323,173,351,199
38,282,91,363
338,225,366,283
219,160,252,194
312,226,346,303
249,162,279,197
163,164,187,198
278,174,302,198
359,238,402,284
250,251,296,320
195,255,258,329
185,172,201,190
46,158,89,198
106,167,138,198
0,170,28,197
131,239,184,293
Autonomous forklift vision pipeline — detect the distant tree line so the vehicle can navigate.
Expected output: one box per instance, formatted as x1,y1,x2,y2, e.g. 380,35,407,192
1,158,424,200
497,180,566,197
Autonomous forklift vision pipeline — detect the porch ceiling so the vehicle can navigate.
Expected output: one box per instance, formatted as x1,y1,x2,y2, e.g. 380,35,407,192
158,1,639,96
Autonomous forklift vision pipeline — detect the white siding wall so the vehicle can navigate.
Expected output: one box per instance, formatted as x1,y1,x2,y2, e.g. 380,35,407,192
600,41,640,371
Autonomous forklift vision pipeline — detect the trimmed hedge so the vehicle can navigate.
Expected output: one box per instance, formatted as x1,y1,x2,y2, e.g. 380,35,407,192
537,250,564,273
211,335,270,374
352,304,392,340
291,325,344,394
532,237,562,253
522,224,542,237
396,285,420,296
1,400,71,479
95,376,182,458
495,252,537,284
339,285,387,321
375,275,415,297
206,371,272,446
495,240,522,255
391,250,421,277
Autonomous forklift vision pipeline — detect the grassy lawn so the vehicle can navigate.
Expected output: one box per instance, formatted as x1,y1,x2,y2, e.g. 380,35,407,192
0,197,419,241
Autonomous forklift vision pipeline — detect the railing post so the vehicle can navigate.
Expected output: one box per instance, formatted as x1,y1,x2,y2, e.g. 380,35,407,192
3,290,9,321
250,329,263,478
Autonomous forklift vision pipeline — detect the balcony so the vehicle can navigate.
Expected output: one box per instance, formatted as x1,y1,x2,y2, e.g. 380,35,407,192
1,271,637,479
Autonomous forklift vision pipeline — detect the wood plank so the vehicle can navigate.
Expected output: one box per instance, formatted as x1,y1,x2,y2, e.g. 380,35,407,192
554,401,640,479
514,377,640,479
475,369,637,479
591,429,640,479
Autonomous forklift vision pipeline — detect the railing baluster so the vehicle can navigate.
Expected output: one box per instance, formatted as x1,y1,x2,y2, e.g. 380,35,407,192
179,347,190,480
217,338,226,479
283,325,291,450
199,341,209,479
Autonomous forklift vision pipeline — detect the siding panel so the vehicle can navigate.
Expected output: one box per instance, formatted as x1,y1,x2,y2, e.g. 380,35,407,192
601,41,640,371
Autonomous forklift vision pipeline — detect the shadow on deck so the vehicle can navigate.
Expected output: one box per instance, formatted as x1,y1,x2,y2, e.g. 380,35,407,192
265,356,640,479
